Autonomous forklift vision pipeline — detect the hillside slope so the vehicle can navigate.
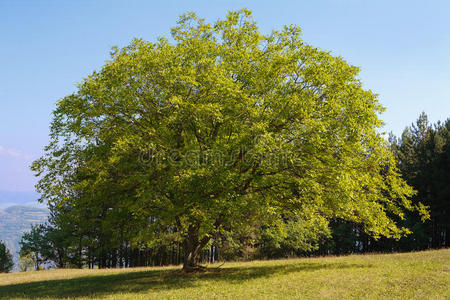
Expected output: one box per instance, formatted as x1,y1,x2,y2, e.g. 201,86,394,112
0,249,448,299
0,206,48,266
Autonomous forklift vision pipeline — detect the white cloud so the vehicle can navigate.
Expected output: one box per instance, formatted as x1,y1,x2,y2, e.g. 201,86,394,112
0,145,33,160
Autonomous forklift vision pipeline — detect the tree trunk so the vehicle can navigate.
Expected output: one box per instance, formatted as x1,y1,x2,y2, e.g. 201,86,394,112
182,225,210,272
77,236,83,268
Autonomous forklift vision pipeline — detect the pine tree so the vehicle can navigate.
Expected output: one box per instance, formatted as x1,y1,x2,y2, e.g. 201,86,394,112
0,240,14,273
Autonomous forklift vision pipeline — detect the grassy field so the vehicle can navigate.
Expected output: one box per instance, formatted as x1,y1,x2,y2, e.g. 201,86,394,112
0,249,449,299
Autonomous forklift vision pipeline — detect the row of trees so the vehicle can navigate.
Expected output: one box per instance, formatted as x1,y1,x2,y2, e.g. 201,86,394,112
19,209,330,268
392,113,449,249
20,10,430,271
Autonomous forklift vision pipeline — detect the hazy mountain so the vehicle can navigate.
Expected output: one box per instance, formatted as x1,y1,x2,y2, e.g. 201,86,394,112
0,190,43,209
0,205,49,269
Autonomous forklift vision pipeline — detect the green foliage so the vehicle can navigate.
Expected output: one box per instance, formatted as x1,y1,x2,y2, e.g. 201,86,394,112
0,240,13,273
315,114,449,255
19,252,35,272
20,222,77,269
391,113,450,248
19,224,47,270
258,216,330,258
32,9,423,269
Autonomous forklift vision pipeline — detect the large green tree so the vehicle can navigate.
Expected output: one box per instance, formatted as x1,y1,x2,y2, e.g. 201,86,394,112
33,9,426,271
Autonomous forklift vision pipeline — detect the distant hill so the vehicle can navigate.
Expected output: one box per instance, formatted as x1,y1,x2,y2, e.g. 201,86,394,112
0,205,49,269
0,190,42,209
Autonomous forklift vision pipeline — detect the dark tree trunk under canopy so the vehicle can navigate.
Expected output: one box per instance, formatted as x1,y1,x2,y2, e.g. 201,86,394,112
182,225,210,272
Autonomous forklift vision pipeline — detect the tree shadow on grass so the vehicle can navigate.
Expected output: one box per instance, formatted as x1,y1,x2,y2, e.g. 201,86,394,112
0,261,371,299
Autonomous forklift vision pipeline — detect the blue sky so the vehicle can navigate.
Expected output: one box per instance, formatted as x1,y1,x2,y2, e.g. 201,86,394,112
0,0,449,204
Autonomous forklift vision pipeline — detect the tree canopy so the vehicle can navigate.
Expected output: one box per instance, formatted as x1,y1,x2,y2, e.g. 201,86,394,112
32,9,427,271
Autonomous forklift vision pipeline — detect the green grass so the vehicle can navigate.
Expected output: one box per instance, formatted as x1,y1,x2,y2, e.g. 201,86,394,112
1,249,449,299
